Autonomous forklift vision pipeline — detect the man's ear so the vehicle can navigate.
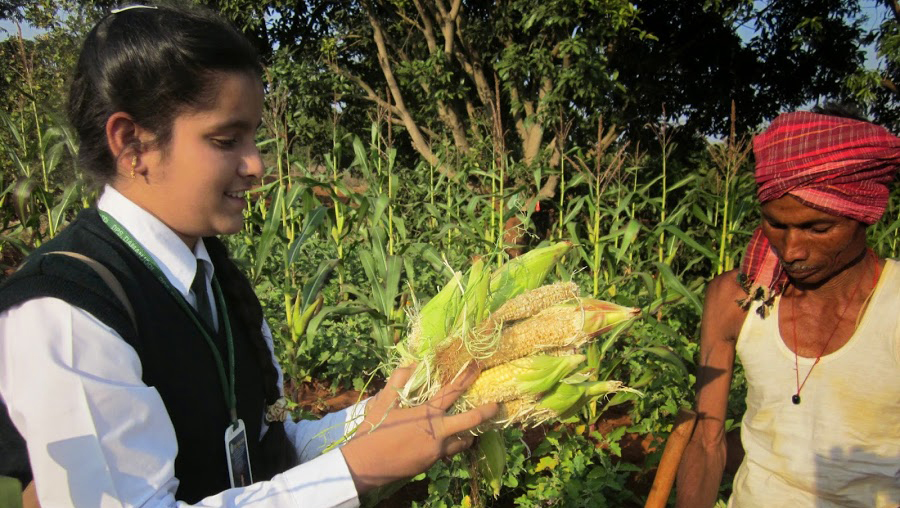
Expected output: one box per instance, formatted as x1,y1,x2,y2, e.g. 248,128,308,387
105,112,150,178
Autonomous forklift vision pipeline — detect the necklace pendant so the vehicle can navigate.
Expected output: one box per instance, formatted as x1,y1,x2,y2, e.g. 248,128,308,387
791,394,801,405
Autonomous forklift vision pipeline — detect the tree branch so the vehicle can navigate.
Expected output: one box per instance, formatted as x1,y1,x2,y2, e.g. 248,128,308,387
508,84,528,146
360,0,445,172
452,14,495,111
442,0,461,55
521,77,554,165
395,8,425,34
329,63,403,117
412,0,439,53
388,116,439,140
408,0,469,152
882,76,899,96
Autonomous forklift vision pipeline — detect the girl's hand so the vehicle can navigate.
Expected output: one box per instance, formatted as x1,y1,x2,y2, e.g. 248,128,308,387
340,363,497,493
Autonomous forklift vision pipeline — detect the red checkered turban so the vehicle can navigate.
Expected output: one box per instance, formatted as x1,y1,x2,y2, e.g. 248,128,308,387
739,112,900,308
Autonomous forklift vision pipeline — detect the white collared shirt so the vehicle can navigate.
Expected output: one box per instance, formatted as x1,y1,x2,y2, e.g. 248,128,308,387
0,186,363,507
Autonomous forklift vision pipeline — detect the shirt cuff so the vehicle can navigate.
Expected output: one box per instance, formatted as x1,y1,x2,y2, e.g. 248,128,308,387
344,398,369,437
282,448,360,508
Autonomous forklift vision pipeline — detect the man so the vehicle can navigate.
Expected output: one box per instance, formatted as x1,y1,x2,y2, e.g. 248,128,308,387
676,107,900,507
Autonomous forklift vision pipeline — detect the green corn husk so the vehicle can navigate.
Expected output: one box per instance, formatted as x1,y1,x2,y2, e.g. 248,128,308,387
488,241,573,313
405,270,464,355
453,257,491,333
474,429,506,498
490,379,642,429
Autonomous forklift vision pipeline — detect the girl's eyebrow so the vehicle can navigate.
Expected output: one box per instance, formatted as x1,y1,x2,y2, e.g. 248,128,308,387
210,118,263,131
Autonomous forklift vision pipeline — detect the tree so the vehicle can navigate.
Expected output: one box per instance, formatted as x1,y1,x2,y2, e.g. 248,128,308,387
846,0,899,132
212,1,886,159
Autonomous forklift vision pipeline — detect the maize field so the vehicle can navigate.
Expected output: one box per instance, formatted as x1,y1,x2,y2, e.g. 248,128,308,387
3,6,899,504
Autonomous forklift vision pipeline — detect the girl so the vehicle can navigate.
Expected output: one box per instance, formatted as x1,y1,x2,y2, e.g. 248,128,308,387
0,4,496,506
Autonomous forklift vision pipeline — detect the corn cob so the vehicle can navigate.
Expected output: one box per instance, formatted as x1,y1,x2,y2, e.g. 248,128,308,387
486,281,580,326
487,396,539,427
399,242,576,401
376,242,644,500
457,354,585,408
488,241,572,313
434,297,640,384
481,380,636,431
486,299,640,367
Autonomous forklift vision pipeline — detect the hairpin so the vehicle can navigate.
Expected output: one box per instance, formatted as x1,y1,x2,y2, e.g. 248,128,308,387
111,5,158,14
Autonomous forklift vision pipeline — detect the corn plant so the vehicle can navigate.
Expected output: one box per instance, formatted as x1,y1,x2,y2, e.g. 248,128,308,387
708,104,755,274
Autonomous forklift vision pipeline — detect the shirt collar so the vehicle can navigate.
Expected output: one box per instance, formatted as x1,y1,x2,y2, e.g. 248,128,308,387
97,185,214,298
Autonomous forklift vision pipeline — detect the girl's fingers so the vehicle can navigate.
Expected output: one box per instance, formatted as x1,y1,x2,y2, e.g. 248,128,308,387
386,363,416,390
381,363,416,403
442,403,499,436
443,433,475,456
430,363,480,411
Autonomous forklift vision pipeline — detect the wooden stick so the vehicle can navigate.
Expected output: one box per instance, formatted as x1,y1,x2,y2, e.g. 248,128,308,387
644,408,698,508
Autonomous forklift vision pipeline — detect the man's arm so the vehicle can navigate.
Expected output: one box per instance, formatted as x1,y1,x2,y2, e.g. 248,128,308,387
676,270,747,508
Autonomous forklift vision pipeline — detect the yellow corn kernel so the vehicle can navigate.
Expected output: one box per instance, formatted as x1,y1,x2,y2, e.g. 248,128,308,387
487,281,579,325
488,241,573,313
471,396,541,434
459,354,585,408
435,298,639,383
485,298,639,368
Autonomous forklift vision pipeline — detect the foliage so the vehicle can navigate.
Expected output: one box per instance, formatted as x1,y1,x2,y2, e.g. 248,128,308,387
845,0,900,132
2,1,899,505
610,0,869,140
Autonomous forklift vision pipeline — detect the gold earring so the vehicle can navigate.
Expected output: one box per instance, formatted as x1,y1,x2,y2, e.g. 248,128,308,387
130,155,137,179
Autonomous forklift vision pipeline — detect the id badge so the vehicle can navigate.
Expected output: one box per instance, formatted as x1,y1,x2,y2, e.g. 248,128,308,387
224,419,253,488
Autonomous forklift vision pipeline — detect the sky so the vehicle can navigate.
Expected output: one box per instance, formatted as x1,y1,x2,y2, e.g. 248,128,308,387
0,1,891,68
0,17,41,39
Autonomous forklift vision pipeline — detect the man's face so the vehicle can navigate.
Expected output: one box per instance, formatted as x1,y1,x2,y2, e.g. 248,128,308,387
760,194,868,287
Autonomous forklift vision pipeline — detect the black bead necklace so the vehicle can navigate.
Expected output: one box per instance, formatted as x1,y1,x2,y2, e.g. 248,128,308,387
788,250,877,405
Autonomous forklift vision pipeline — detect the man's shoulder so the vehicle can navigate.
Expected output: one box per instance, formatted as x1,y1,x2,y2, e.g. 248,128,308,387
703,269,750,340
705,269,747,307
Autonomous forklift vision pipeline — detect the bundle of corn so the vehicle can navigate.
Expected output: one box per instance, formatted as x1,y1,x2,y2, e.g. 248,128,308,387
375,241,643,501
394,241,641,430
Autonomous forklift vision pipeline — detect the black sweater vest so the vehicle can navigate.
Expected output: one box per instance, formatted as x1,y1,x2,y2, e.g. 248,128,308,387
0,209,290,502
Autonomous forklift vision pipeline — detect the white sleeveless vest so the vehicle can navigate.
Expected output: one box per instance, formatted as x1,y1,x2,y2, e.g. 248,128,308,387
729,259,900,508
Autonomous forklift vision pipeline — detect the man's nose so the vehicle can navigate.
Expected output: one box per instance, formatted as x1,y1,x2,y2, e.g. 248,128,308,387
779,229,808,264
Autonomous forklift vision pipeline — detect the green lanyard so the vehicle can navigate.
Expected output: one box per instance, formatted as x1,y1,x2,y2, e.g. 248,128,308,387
99,210,238,424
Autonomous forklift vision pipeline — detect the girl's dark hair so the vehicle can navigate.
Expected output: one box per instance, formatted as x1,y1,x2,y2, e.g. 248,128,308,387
67,4,262,184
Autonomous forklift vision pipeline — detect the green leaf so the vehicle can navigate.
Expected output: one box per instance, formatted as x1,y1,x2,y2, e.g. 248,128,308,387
301,259,339,309
614,218,641,263
286,206,328,265
253,186,283,282
641,345,689,377
653,261,702,313
663,225,717,261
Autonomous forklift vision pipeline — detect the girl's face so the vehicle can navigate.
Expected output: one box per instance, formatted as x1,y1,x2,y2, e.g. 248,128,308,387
137,71,264,247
